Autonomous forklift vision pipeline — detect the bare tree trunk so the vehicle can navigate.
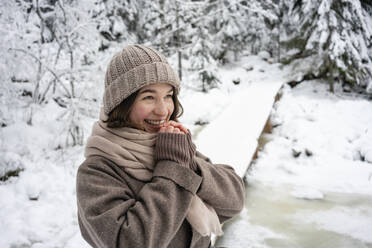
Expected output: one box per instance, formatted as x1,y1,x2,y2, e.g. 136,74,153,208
35,0,45,44
57,0,75,98
277,0,282,63
327,55,335,93
178,50,182,81
176,1,182,80
329,64,335,93
27,0,45,125
159,0,165,48
34,46,42,105
67,42,75,98
277,25,281,63
34,0,44,104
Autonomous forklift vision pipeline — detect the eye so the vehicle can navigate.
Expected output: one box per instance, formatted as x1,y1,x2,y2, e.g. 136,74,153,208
143,95,154,100
165,94,173,99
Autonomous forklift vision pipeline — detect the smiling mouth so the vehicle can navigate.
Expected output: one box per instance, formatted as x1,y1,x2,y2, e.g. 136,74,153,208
144,119,166,127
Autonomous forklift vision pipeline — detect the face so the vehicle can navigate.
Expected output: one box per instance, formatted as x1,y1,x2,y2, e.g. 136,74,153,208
129,83,175,133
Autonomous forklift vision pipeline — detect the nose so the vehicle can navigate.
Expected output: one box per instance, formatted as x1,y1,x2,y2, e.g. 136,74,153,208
154,99,168,116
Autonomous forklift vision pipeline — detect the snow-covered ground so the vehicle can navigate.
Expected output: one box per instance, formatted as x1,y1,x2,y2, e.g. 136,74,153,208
214,81,372,247
250,81,372,195
192,55,285,177
1,53,372,247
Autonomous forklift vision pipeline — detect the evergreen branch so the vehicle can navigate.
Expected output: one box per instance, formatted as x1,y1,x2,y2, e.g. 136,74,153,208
150,0,245,44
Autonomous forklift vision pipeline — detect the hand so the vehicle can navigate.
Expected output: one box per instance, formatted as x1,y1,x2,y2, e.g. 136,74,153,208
159,121,188,134
155,122,196,168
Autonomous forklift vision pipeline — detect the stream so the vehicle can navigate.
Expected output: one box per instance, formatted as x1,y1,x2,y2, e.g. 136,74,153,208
216,180,372,248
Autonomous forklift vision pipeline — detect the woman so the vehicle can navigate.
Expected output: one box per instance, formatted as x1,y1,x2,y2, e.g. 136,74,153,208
76,44,245,248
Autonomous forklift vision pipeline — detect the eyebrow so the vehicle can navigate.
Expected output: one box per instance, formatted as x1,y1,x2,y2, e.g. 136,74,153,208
139,88,174,95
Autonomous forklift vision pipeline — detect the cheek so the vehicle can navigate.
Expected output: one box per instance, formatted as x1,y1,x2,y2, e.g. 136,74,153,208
168,102,175,116
129,104,150,123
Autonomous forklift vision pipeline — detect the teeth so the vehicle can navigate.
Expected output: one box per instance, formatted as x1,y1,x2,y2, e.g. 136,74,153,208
145,119,166,126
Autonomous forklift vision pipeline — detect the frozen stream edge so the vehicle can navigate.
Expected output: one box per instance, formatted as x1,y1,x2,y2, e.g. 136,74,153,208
206,80,372,247
195,70,372,247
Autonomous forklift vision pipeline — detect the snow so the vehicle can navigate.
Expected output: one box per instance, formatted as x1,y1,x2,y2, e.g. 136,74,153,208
290,187,325,200
187,56,372,247
293,206,372,243
193,56,285,177
247,81,372,196
218,209,284,248
195,81,283,177
203,72,372,246
2,52,372,247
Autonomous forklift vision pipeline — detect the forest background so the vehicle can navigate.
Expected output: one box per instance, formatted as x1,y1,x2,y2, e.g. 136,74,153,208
1,0,372,150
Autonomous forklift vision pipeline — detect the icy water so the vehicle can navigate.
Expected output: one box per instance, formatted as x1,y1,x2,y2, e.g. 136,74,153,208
216,180,372,248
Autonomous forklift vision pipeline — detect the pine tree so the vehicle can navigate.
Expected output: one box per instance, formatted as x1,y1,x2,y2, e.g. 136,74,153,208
138,0,195,79
92,0,140,46
186,1,221,92
280,0,372,92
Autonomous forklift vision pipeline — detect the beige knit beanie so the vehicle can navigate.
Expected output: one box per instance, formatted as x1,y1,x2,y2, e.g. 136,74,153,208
103,44,181,115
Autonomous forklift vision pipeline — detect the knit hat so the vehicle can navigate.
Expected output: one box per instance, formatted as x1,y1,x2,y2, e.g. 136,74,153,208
103,44,181,115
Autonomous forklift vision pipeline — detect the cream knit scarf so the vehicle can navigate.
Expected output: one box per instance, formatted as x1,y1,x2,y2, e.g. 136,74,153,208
84,111,222,237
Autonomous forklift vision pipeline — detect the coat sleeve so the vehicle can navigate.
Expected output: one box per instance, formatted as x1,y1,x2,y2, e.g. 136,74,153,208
76,157,202,248
194,151,245,223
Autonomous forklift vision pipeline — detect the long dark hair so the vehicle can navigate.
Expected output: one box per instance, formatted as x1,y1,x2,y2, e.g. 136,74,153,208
103,87,183,128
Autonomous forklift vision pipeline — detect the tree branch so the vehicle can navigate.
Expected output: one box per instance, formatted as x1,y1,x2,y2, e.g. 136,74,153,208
9,48,72,98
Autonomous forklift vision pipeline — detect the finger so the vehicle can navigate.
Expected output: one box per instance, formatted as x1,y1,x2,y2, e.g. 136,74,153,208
159,126,167,133
167,120,182,127
178,128,187,134
167,121,188,133
160,122,169,128
177,125,188,133
162,121,188,134
178,125,188,134
173,128,181,133
166,125,174,133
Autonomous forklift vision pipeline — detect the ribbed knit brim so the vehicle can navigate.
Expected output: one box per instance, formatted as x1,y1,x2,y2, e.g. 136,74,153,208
103,44,181,115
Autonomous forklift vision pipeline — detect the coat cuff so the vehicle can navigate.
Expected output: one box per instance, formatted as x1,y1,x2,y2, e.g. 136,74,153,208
155,132,196,168
153,160,202,194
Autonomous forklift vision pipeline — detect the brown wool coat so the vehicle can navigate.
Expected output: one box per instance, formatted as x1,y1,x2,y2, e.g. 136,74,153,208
76,152,245,248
